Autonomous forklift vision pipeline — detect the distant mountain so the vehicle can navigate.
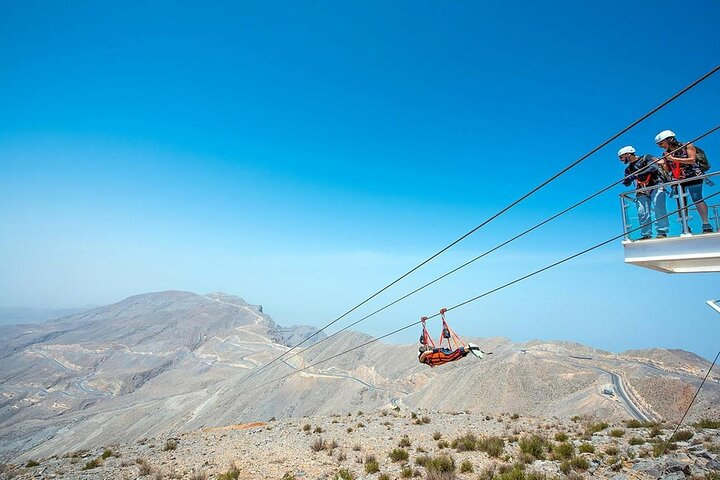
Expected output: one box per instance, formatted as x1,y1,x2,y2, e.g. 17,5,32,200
0,291,717,463
0,306,94,325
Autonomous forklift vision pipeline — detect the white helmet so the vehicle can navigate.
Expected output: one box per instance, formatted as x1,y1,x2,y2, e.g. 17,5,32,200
655,130,676,143
618,146,635,156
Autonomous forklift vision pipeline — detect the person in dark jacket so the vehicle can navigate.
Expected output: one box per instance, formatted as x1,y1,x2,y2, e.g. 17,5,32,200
619,145,669,239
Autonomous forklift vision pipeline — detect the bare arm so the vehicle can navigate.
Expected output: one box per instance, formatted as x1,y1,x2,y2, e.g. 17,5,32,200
665,143,697,165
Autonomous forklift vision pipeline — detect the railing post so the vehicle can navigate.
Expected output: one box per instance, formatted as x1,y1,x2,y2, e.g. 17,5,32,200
620,195,630,240
677,183,691,236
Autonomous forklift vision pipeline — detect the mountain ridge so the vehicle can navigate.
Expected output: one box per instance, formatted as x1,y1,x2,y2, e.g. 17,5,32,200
0,290,718,463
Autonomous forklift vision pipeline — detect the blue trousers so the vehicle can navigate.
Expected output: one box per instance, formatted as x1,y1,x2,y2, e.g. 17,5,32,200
636,187,669,237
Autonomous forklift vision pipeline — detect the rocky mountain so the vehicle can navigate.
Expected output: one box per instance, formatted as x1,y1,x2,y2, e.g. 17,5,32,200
0,291,718,466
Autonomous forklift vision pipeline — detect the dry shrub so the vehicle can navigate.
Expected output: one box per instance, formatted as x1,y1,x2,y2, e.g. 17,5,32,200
136,458,153,476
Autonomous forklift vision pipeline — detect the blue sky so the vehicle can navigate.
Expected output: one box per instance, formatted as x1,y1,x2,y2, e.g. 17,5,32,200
1,1,719,359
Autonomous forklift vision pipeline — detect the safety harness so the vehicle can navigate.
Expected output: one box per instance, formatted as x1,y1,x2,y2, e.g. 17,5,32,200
419,309,469,367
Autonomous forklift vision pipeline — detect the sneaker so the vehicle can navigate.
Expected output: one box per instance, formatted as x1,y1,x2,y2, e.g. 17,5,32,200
702,224,714,233
656,232,668,238
638,235,652,240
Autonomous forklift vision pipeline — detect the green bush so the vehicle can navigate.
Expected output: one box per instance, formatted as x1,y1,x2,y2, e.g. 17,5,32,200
495,464,526,480
217,466,239,480
432,432,442,441
336,469,355,480
424,455,455,475
605,445,619,456
554,432,568,442
389,448,409,462
364,454,379,474
628,437,645,446
460,460,473,473
526,472,550,480
81,459,101,470
571,456,589,471
378,474,390,480
302,424,311,432
401,465,413,478
649,425,662,438
451,432,477,451
551,442,574,460
651,438,677,456
518,435,548,460
364,459,379,474
585,422,608,435
624,419,656,428
399,436,411,447
694,419,720,429
578,443,594,453
707,442,720,454
653,442,668,457
670,430,693,442
437,440,449,449
478,436,506,458
25,460,40,468
101,449,114,459
609,429,625,438
164,439,178,451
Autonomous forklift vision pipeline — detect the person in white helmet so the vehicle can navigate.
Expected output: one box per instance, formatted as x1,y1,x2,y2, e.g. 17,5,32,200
655,130,713,233
618,146,669,239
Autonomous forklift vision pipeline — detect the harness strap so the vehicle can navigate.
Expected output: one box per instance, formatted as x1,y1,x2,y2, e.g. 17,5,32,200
420,316,436,348
438,309,466,350
636,173,653,188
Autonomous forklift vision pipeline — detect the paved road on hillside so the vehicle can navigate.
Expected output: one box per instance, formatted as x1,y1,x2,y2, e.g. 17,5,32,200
604,368,651,422
565,357,653,422
583,363,652,422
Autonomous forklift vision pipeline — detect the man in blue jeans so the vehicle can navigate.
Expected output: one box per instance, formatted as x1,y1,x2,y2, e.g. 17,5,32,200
619,146,669,239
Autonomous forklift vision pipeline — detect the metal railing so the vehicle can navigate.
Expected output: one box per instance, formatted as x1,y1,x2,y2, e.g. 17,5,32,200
620,171,720,241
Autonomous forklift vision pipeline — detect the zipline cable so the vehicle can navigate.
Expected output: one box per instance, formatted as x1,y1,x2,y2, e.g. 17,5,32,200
256,126,720,367
655,348,719,478
242,190,720,393
237,65,720,386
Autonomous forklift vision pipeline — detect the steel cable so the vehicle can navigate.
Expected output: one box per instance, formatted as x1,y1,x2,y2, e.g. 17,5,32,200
236,65,720,387
241,190,720,393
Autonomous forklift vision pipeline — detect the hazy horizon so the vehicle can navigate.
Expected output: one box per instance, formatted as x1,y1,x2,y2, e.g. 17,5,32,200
2,2,719,360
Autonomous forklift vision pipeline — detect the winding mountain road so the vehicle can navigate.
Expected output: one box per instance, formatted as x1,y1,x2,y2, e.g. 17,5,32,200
603,368,651,422
565,357,653,422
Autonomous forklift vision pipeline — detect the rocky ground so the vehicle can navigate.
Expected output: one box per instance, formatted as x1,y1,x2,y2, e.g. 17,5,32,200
2,408,719,480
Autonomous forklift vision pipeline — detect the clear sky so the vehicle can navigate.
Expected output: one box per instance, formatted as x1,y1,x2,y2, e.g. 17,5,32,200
1,1,719,359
